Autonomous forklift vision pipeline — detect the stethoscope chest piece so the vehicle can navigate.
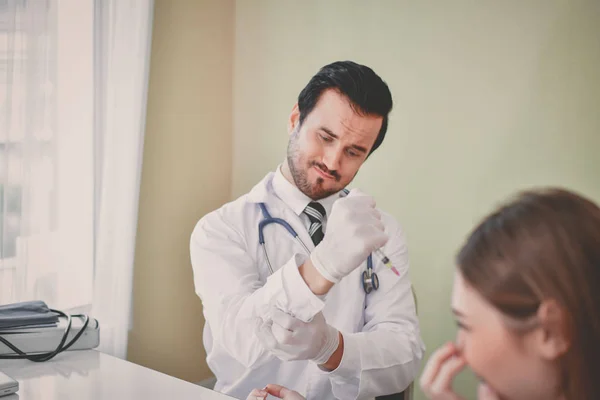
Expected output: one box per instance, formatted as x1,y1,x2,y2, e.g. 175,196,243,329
362,261,379,294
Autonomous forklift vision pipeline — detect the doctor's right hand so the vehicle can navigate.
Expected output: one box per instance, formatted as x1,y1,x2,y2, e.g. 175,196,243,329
310,188,389,284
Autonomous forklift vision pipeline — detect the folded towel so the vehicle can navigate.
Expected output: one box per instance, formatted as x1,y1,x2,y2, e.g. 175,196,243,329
0,301,59,329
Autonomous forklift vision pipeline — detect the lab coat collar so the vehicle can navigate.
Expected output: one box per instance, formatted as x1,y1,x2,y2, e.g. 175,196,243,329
246,170,273,203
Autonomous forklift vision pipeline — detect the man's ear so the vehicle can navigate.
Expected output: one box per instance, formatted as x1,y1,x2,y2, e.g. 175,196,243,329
532,299,571,361
288,104,300,136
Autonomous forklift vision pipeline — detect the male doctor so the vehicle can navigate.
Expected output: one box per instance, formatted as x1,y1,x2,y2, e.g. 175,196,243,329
190,61,424,400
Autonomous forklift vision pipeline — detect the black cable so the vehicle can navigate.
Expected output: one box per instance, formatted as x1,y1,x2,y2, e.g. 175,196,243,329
0,310,91,362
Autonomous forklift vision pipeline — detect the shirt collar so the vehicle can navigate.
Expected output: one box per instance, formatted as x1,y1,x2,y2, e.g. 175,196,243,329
272,163,343,218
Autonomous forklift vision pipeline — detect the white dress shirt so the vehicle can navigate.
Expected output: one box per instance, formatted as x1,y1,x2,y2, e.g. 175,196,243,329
270,165,340,232
190,166,425,400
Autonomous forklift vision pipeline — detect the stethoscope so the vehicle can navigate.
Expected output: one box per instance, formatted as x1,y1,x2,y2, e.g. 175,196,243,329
257,195,379,294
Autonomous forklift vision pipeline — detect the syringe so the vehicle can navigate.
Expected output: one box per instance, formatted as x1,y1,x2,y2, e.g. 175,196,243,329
339,189,400,276
373,249,400,276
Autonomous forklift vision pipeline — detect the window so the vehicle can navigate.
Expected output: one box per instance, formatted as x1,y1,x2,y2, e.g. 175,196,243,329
0,0,94,310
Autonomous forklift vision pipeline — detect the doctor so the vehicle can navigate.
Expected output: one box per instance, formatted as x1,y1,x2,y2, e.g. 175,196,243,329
190,60,424,400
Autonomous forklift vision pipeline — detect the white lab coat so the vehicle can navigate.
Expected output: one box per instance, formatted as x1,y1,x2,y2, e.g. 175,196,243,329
190,170,425,400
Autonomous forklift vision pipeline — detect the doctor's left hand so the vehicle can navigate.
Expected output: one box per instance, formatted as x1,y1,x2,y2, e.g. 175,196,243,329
256,306,340,366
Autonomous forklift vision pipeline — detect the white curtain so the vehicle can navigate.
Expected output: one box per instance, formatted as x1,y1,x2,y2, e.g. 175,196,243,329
0,0,153,360
91,0,154,359
0,0,90,309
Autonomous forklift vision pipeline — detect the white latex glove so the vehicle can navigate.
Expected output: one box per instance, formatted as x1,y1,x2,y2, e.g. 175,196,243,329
310,188,389,283
247,385,305,400
256,306,339,365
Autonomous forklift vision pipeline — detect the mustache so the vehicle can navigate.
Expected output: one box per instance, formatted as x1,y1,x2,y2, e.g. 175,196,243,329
311,161,341,181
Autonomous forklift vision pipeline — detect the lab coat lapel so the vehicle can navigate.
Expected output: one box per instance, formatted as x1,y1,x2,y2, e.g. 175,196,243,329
248,171,316,254
278,205,316,253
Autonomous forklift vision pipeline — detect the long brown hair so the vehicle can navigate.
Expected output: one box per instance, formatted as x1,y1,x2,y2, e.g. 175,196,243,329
457,188,600,400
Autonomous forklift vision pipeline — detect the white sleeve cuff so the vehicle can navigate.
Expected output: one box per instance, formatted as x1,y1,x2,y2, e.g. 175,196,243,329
320,333,361,399
261,253,325,322
326,332,360,378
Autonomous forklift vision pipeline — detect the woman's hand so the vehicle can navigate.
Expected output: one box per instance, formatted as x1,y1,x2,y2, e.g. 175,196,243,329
420,342,502,400
246,388,269,400
420,342,467,400
246,384,305,400
477,383,501,400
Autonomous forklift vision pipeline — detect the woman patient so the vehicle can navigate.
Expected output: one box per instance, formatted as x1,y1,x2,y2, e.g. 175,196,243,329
247,188,600,400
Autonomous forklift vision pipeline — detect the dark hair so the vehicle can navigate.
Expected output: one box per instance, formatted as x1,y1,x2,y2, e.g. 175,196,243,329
297,61,393,154
457,188,600,400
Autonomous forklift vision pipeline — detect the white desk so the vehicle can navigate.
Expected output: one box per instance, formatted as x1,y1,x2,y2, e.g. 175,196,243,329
0,350,234,399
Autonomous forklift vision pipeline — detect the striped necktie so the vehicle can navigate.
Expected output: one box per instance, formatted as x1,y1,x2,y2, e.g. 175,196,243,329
303,201,326,246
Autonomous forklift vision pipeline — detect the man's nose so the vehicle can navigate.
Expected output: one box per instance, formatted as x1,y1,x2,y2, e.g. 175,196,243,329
322,147,343,171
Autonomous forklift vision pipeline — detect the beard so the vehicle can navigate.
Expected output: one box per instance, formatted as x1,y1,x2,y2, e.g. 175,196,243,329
286,130,347,200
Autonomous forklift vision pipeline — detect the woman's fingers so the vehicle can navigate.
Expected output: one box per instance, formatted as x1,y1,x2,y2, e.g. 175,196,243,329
265,384,304,399
420,342,468,400
265,383,287,398
428,356,467,395
477,383,501,400
246,388,268,400
420,342,458,387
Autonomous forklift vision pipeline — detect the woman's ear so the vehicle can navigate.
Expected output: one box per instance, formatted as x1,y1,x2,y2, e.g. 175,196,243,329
533,299,571,360
288,104,300,135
